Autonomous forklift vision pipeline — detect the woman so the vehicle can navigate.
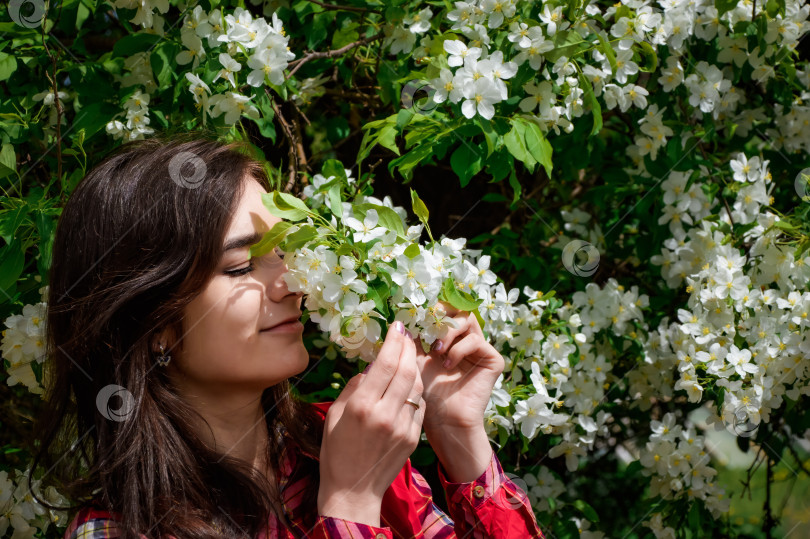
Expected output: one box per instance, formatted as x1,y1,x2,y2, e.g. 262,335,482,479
31,134,543,538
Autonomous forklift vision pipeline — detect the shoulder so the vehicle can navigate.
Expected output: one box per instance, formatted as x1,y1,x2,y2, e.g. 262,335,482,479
63,504,124,539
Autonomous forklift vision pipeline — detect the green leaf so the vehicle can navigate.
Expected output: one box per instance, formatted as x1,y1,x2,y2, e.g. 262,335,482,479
0,204,27,244
358,117,400,163
404,243,421,258
321,159,349,185
0,143,17,179
766,0,786,17
716,0,740,15
70,102,121,141
410,189,429,225
332,22,359,49
0,240,24,292
544,30,587,64
507,169,522,207
773,220,797,232
327,182,343,220
579,72,603,136
440,277,483,312
476,118,499,157
522,120,553,177
150,42,178,87
389,143,433,181
595,30,617,76
250,221,293,258
366,279,391,317
637,42,658,73
503,120,535,172
76,0,91,29
282,224,318,251
0,52,18,82
35,211,55,272
112,33,162,57
262,192,310,221
573,499,599,522
687,501,701,531
450,143,483,187
354,203,405,237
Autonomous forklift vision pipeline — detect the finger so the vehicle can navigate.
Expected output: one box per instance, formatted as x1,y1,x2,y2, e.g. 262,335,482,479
362,321,406,400
442,333,503,371
436,300,460,318
407,396,426,441
465,312,485,338
380,329,418,408
429,311,473,355
403,364,424,419
326,373,365,428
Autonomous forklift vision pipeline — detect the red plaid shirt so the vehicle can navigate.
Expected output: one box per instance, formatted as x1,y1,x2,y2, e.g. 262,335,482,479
64,402,543,538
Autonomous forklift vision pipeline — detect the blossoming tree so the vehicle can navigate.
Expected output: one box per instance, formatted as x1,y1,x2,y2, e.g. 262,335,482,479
1,0,809,537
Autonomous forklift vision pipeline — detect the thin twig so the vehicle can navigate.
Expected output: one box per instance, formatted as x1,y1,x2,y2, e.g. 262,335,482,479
268,93,298,192
286,33,384,80
41,31,63,200
306,0,381,14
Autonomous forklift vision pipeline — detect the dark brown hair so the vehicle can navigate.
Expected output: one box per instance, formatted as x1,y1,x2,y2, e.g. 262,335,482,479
30,134,324,538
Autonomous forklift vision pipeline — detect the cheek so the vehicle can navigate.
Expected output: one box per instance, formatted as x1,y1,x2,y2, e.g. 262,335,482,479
182,281,264,358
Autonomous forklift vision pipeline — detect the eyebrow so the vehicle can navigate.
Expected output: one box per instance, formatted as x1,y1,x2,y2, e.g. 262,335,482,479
223,231,264,252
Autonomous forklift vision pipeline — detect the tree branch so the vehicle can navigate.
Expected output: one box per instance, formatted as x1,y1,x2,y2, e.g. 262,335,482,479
268,93,298,192
306,0,381,13
41,30,64,200
286,33,384,80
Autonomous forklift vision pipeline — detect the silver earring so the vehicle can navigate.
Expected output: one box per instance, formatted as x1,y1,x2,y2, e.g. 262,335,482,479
156,343,171,367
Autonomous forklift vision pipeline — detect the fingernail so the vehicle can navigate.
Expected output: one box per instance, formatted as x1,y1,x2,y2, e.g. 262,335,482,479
362,363,371,374
405,329,413,339
442,358,451,368
393,321,405,334
432,340,444,352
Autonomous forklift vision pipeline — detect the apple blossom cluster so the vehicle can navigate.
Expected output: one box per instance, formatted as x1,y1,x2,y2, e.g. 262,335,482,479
32,89,72,127
280,216,481,362
648,155,810,438
279,168,649,479
105,89,156,142
105,4,295,141
177,6,295,123
111,0,169,31
484,277,651,476
554,153,808,519
639,413,730,521
1,300,47,395
380,0,810,151
0,468,69,538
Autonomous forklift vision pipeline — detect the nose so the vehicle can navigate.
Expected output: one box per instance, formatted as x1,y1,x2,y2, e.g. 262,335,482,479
265,254,302,303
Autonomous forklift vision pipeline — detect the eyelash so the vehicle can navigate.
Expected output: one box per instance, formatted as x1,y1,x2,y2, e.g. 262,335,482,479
225,263,254,277
224,248,284,278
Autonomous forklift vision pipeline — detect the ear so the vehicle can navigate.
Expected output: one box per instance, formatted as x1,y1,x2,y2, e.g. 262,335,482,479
151,327,176,354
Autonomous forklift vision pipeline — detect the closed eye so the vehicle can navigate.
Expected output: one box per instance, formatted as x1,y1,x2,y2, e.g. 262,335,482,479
224,248,285,278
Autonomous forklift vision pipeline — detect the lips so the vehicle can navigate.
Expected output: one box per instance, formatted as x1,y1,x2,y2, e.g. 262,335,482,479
260,312,302,331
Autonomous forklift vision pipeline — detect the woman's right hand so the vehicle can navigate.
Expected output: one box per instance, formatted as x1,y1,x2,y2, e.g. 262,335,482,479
317,321,425,527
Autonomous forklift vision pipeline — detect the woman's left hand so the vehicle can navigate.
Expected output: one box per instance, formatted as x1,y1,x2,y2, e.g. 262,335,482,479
412,302,505,437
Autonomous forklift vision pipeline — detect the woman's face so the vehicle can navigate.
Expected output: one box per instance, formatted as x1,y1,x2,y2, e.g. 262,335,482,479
171,177,308,393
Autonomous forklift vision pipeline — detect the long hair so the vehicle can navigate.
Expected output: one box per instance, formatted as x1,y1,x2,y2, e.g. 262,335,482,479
29,134,324,538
